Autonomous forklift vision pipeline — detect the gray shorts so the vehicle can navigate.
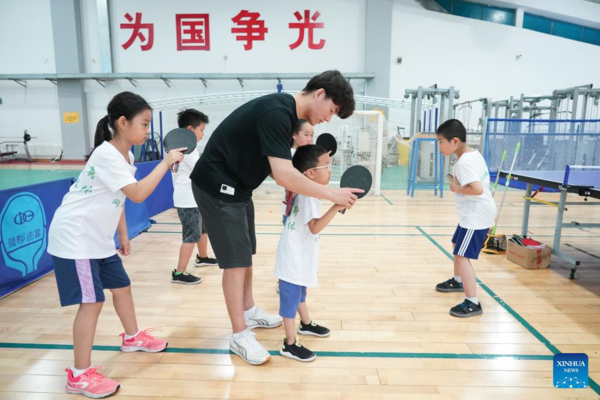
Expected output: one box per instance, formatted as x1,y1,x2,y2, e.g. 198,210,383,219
176,207,206,243
192,182,256,269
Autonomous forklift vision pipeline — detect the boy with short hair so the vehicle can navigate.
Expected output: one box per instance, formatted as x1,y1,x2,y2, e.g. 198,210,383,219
435,119,496,318
275,144,345,362
171,109,218,285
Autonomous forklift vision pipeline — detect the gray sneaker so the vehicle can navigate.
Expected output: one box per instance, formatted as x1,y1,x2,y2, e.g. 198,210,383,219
435,277,464,292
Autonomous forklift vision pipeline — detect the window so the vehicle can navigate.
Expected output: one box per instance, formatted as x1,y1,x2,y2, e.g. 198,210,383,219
523,12,600,47
435,0,516,26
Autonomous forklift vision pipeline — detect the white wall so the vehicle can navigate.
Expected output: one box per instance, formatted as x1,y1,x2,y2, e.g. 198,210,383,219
388,4,600,131
0,0,56,74
109,0,366,73
1,0,367,148
0,0,61,145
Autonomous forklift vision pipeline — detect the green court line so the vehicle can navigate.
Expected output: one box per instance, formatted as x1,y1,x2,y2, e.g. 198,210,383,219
146,231,427,237
380,193,394,206
146,230,598,239
0,343,554,361
415,226,600,395
152,222,594,230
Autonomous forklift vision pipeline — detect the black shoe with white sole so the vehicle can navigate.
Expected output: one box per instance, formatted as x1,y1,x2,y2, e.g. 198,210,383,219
298,321,330,337
280,339,316,362
195,255,218,267
171,270,202,285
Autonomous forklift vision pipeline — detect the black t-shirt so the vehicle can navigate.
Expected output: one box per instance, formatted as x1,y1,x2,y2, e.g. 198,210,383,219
190,93,298,202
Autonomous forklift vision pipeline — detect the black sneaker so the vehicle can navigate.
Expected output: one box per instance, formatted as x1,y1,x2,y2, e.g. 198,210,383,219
435,277,464,292
450,299,483,318
280,339,316,362
298,321,331,337
171,270,201,285
195,255,218,267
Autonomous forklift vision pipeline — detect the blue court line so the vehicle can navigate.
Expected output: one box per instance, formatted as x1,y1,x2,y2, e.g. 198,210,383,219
0,343,554,361
415,226,600,395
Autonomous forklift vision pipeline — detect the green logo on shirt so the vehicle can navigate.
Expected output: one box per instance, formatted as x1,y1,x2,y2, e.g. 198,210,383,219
87,166,96,180
292,205,299,217
288,222,296,231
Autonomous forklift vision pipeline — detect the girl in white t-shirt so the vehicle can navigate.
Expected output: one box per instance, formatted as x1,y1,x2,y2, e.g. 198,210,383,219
48,92,185,398
278,120,314,293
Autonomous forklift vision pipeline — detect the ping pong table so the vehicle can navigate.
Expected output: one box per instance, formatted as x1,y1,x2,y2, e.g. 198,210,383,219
499,166,600,279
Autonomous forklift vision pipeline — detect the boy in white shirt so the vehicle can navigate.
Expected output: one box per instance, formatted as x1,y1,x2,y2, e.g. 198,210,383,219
435,119,496,318
171,109,218,285
275,144,345,362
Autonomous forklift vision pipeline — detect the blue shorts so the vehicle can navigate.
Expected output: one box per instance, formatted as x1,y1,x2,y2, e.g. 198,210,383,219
278,280,307,319
452,225,489,260
52,254,131,307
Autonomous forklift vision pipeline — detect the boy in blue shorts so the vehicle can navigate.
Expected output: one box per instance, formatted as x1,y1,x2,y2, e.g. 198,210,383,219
435,119,496,318
275,144,345,361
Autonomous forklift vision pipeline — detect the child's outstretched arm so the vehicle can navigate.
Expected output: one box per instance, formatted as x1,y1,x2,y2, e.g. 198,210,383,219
121,148,184,203
307,204,346,235
449,178,484,196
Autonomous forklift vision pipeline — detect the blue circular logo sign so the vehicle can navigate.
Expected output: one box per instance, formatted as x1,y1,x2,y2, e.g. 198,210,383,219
0,193,47,277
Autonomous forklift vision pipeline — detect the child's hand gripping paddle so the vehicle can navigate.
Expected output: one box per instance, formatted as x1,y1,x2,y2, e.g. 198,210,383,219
339,165,372,214
316,133,338,156
163,128,197,173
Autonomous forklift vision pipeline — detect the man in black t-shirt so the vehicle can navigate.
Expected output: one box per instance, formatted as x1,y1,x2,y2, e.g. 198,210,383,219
190,70,361,365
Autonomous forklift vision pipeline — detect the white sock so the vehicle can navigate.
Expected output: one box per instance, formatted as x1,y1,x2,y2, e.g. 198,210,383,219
72,366,91,378
232,329,249,340
243,306,256,320
466,297,479,305
125,330,140,340
453,275,462,283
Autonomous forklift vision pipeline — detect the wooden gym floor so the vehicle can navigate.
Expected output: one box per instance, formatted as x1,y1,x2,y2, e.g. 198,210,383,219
0,184,599,399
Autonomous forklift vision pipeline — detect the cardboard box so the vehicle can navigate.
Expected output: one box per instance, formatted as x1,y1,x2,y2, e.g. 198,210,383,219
507,241,552,270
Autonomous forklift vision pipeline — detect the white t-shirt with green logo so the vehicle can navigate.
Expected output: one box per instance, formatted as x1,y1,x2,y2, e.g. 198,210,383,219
451,150,496,230
172,149,199,208
275,194,321,288
48,141,137,259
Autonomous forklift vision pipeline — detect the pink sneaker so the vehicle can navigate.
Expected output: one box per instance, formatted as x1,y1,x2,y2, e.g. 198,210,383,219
120,328,168,353
65,367,119,398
